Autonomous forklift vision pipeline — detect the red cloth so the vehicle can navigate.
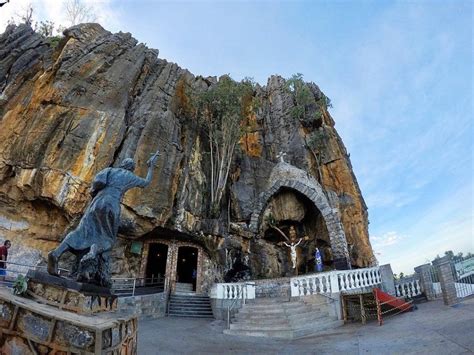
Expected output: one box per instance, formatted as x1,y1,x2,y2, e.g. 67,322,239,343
0,245,7,269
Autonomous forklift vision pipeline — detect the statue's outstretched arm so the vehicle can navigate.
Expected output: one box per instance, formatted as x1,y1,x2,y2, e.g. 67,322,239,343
133,150,160,188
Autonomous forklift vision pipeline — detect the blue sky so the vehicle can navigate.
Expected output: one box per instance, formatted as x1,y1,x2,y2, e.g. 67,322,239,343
1,0,472,273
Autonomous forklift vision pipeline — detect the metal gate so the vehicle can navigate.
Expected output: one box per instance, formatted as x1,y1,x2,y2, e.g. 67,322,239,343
427,265,443,299
453,256,474,299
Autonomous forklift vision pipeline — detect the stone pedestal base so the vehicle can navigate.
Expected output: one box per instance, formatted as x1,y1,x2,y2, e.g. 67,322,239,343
0,278,137,354
26,270,117,314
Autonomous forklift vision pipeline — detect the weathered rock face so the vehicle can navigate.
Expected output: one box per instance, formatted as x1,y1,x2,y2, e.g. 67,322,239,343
0,24,374,281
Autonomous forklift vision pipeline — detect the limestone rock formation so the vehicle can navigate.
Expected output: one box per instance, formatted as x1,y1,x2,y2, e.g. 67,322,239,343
0,23,374,282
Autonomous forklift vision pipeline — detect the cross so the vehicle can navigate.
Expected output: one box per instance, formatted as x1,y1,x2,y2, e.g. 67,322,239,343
276,151,287,163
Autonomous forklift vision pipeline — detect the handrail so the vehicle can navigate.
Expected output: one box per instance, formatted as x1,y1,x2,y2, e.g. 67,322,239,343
111,276,165,296
227,297,239,329
226,282,254,329
0,260,166,297
1,260,70,273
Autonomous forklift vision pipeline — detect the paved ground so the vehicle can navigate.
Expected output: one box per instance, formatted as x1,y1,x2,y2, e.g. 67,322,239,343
139,298,474,354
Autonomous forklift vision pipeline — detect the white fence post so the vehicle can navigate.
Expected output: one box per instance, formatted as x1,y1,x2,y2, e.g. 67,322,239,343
212,282,256,300
330,272,339,293
395,279,422,298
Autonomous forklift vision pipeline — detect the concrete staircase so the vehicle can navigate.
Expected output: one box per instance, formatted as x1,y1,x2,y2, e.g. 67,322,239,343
168,293,214,318
224,296,343,339
175,282,194,294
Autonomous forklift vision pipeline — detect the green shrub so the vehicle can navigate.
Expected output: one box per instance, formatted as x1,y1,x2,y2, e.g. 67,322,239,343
12,274,28,296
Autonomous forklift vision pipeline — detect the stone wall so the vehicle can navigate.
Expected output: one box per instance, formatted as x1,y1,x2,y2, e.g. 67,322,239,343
254,277,292,298
210,298,244,320
117,292,168,320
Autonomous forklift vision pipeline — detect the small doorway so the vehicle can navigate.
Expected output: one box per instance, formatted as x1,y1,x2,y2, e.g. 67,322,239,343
145,243,168,285
176,246,198,291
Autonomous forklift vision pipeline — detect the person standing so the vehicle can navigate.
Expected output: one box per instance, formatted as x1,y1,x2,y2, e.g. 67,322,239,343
0,240,11,281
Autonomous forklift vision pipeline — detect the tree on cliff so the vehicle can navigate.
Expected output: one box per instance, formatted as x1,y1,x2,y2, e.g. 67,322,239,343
65,0,97,26
197,76,256,217
285,73,333,183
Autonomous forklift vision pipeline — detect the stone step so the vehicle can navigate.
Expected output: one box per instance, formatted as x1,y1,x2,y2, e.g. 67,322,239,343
234,310,330,325
170,303,211,310
234,311,328,323
168,308,213,314
170,303,211,308
232,316,334,329
170,298,211,304
246,298,292,305
175,283,194,290
238,304,323,316
237,304,327,315
225,319,343,339
287,310,330,323
223,328,294,339
174,291,197,296
229,317,334,332
169,302,211,308
170,294,209,299
168,313,214,319
232,318,290,327
167,293,213,319
242,302,314,310
168,311,214,318
226,295,341,339
292,319,344,338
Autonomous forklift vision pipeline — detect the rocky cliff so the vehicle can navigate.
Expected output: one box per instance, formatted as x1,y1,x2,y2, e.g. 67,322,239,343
0,23,374,277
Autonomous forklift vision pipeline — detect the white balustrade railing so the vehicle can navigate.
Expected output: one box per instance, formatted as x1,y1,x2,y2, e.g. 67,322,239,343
211,282,256,300
291,266,381,297
212,266,382,299
291,271,335,297
395,279,422,298
337,267,381,293
455,282,474,298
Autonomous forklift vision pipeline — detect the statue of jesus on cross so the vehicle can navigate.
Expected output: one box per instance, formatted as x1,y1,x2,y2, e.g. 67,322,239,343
283,238,303,269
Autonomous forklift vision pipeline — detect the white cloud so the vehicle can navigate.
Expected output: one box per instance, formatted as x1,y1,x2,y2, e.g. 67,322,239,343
377,182,473,274
385,215,473,275
371,231,404,249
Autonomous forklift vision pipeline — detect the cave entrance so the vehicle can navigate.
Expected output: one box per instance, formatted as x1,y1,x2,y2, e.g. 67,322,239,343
257,188,333,278
176,246,198,291
140,233,209,294
145,243,169,285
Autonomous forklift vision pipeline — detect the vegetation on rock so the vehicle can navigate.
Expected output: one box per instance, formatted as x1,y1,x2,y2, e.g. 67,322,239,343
285,73,332,126
285,74,332,182
12,275,28,296
196,76,258,217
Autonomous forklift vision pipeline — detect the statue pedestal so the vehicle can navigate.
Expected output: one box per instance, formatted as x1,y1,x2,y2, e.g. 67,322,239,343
0,272,137,354
26,270,117,314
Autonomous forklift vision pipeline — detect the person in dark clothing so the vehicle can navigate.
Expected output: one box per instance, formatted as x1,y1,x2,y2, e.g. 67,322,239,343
0,240,11,281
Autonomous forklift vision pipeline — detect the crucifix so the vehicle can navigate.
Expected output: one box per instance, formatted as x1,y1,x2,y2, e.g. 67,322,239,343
283,239,302,270
276,151,287,163
272,225,309,275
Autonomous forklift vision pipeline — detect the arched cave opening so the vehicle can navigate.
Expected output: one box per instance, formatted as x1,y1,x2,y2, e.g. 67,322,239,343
250,187,333,278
